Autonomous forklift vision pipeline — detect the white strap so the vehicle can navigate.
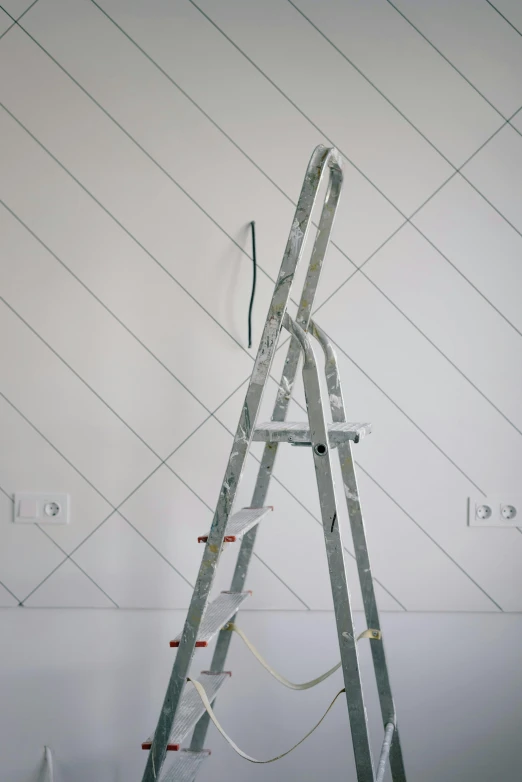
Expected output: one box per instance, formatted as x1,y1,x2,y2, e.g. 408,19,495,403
226,623,381,690
178,626,382,767
187,677,346,764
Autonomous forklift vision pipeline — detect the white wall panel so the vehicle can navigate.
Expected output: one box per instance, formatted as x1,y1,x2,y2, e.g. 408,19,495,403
1,0,521,614
292,0,502,165
392,0,522,117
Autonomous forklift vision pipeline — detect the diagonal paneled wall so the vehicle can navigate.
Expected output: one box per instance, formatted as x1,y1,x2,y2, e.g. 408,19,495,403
1,0,521,612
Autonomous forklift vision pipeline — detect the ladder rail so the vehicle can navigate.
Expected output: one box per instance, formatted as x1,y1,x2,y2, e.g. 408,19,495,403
311,320,407,782
189,145,344,753
285,314,375,781
376,723,395,782
142,145,343,781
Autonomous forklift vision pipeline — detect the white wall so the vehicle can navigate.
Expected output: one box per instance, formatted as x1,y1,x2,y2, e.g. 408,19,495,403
1,0,522,615
1,609,521,782
1,0,522,780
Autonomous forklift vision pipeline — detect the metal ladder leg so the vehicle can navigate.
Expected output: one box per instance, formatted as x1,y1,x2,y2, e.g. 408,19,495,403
311,320,407,782
285,314,375,782
190,147,344,753
141,146,343,781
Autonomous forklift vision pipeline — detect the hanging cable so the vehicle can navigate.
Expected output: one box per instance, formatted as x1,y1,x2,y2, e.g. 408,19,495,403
187,677,346,764
248,220,257,349
185,625,382,764
225,622,381,690
226,623,341,689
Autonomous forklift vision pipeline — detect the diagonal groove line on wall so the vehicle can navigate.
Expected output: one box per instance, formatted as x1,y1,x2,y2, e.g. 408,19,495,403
0,278,498,612
18,553,80,606
185,0,522,333
350,466,504,611
89,0,522,347
13,2,522,358
0,296,168,462
323,333,486,496
166,391,405,609
0,0,39,40
385,0,522,134
287,0,511,158
0,198,226,423
209,408,408,610
0,577,20,603
0,17,15,40
0,195,326,607
3,392,240,603
0,105,258,367
91,0,522,438
123,469,311,611
7,0,522,460
35,532,120,606
0,321,400,611
338,108,519,279
0,24,305,316
0,493,22,601
32,545,120,607
0,391,200,600
0,10,517,610
0,197,288,455
0,372,313,609
3,27,521,453
4,15,520,480
212,363,507,611
0,1,40,22
0,158,505,610
6,6,522,450
257,347,507,610
188,0,522,223
313,105,522,349
486,1,522,36
89,0,359,275
186,0,522,341
2,296,277,597
150,466,312,610
3,285,509,615
0,483,119,605
360,274,522,437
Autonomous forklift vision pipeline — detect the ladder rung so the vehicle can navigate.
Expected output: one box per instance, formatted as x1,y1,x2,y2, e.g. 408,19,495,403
170,592,250,647
158,749,211,782
198,506,273,543
142,672,231,751
253,421,372,445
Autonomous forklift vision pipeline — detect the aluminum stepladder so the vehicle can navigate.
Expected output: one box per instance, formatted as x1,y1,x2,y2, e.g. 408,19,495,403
140,145,407,782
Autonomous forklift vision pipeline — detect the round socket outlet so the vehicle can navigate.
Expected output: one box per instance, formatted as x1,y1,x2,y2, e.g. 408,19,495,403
501,504,517,520
476,504,492,520
44,502,61,517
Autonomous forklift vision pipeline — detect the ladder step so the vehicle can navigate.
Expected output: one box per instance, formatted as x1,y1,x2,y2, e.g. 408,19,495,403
158,749,211,782
198,506,273,543
170,592,250,647
142,672,231,751
253,421,372,445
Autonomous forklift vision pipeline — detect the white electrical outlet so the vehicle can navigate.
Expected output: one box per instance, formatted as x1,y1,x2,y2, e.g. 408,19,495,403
13,493,70,525
468,496,521,527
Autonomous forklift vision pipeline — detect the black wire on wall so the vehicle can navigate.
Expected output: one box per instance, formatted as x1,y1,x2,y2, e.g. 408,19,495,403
248,220,257,349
